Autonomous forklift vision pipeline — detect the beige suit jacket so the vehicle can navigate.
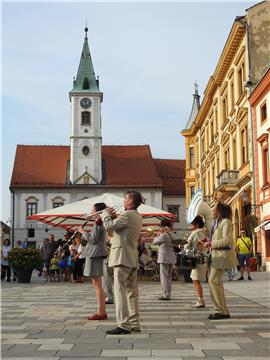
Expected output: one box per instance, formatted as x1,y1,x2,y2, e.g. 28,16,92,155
100,209,142,269
211,218,237,269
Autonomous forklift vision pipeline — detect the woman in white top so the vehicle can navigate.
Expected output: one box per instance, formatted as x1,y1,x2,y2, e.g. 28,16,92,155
73,235,86,283
185,216,208,308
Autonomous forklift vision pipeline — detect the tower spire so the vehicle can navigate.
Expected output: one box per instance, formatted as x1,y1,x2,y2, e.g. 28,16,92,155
194,81,198,95
185,82,201,129
70,26,101,94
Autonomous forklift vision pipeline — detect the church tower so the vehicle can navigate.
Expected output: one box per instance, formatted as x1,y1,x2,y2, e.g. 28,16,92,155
69,27,103,185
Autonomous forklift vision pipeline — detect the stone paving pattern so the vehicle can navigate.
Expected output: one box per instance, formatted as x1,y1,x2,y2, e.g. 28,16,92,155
1,272,270,359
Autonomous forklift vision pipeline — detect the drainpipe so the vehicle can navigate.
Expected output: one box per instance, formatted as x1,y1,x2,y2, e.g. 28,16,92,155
239,16,257,254
10,189,15,248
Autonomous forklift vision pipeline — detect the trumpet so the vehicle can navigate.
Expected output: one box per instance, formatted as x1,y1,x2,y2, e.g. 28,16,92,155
65,204,125,247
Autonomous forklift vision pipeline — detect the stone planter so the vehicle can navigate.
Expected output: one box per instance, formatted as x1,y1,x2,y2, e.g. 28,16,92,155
16,269,33,283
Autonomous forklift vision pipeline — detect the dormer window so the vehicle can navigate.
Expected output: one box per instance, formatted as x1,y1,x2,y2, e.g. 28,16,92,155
83,77,89,89
81,111,91,126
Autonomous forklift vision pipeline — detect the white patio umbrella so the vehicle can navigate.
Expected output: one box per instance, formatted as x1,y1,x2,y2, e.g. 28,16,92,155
29,193,175,232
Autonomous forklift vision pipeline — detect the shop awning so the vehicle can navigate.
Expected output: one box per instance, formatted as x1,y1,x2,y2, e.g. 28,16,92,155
264,222,270,231
226,181,252,205
254,220,270,233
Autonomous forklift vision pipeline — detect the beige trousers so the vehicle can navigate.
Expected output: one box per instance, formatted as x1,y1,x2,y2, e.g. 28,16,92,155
209,267,229,315
113,265,140,331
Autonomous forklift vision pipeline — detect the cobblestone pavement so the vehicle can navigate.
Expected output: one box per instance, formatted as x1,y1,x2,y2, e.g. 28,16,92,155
1,271,270,359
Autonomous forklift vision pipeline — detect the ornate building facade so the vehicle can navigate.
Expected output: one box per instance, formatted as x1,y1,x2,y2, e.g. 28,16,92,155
250,66,270,270
182,1,270,257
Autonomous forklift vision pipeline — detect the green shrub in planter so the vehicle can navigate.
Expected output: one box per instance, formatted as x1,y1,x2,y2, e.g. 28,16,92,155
8,248,43,270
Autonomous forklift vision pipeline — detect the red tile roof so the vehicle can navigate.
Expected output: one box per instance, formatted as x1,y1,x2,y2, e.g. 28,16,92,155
154,159,186,195
10,145,185,194
10,145,164,188
102,145,162,186
10,145,70,188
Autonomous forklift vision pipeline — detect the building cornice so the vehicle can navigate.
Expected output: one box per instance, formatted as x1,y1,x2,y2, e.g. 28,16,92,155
184,20,246,136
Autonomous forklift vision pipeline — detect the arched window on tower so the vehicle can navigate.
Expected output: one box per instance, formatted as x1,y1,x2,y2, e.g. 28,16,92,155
81,111,91,126
83,77,89,90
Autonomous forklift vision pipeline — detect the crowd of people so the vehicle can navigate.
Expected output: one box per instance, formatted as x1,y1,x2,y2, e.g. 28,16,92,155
1,190,257,333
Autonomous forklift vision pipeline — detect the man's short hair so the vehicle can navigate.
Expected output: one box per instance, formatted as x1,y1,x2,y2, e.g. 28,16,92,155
126,191,144,209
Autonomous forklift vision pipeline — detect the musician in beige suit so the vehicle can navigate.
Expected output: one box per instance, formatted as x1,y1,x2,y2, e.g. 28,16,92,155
100,191,143,335
204,202,237,320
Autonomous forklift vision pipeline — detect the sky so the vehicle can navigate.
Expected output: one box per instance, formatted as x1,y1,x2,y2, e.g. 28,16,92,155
1,0,255,223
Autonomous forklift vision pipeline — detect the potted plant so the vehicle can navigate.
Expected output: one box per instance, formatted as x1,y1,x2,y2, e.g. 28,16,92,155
8,248,43,283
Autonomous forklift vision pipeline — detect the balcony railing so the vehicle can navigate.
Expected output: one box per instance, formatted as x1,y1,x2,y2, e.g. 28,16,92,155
217,170,239,187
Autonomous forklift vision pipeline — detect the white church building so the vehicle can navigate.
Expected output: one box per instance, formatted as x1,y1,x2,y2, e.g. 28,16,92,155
9,28,188,247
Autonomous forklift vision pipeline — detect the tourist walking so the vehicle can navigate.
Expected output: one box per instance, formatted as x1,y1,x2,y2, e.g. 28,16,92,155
153,219,176,300
237,229,253,280
100,191,143,335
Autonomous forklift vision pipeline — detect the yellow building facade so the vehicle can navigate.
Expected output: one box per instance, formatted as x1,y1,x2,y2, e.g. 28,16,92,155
182,2,270,249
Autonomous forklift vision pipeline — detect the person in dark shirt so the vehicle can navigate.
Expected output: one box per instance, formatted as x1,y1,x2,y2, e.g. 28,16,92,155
44,234,58,282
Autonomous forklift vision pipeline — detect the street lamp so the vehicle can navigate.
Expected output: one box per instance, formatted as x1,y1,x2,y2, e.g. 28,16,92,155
241,190,249,203
241,190,262,210
204,196,211,205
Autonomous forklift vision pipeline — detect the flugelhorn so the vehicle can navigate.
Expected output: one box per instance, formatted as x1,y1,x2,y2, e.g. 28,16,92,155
83,204,125,220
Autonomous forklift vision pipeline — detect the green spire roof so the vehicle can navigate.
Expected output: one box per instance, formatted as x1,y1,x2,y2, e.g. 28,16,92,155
71,27,101,94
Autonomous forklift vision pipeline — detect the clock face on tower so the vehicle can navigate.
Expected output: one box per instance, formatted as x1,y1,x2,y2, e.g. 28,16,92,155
80,97,92,109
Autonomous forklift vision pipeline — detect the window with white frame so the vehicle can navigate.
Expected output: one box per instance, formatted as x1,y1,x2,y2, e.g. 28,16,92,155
189,146,194,168
237,62,245,98
26,197,38,217
241,126,249,164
